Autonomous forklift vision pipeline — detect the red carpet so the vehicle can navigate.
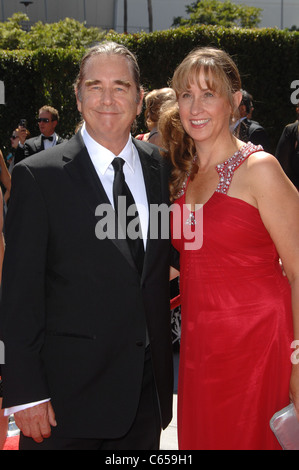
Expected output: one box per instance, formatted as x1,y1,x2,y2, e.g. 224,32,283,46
3,435,19,450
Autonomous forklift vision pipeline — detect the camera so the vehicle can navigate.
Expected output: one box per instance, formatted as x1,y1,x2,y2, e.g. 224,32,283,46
19,119,27,128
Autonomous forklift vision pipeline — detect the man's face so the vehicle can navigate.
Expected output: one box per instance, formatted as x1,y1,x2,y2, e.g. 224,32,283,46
38,111,57,137
76,54,143,154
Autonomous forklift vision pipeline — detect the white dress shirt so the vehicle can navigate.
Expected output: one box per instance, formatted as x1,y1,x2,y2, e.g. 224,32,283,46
42,133,58,149
231,116,246,132
4,125,149,416
82,123,149,248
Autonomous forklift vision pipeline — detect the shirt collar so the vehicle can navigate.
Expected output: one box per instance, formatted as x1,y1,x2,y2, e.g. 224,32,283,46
81,123,135,175
41,133,56,139
231,116,246,131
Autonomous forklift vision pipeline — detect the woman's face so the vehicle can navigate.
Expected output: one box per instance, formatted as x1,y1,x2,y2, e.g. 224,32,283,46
177,70,237,146
10,133,20,149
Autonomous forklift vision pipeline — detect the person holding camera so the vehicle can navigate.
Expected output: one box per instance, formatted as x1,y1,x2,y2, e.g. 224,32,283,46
14,106,67,165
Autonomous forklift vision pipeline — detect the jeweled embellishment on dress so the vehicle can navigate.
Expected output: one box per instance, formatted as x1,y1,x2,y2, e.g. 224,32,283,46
177,180,187,199
186,212,196,225
177,143,263,224
176,154,198,199
215,142,263,194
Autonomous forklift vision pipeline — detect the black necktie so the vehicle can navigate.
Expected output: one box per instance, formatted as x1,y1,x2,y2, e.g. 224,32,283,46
42,135,54,142
112,157,145,275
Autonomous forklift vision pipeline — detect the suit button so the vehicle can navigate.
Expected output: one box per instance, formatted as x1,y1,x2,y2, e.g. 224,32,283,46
136,341,144,347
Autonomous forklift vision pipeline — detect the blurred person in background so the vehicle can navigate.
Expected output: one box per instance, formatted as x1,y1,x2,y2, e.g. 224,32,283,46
233,89,271,152
275,104,299,189
14,106,66,164
0,148,11,207
136,87,176,147
7,126,30,174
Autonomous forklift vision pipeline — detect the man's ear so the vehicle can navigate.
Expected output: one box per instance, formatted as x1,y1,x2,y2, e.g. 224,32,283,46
75,88,82,113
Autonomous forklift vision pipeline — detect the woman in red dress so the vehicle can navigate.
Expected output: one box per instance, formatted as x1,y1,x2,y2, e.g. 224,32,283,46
160,47,299,449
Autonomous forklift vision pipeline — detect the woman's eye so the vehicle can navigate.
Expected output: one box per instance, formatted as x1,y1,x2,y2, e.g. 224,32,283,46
181,92,191,99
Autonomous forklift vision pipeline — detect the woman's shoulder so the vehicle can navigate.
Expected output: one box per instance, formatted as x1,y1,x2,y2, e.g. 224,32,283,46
247,149,295,195
247,149,282,177
247,149,280,168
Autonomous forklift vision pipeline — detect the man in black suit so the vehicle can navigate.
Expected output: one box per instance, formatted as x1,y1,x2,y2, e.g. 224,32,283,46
275,104,299,189
0,42,176,450
234,90,271,153
14,105,66,164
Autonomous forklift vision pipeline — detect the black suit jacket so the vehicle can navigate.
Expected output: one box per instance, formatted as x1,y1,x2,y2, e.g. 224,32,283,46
14,134,66,164
236,118,271,153
275,120,299,189
0,133,174,438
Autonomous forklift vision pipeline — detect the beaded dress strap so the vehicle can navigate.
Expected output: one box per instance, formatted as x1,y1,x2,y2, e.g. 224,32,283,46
215,142,263,195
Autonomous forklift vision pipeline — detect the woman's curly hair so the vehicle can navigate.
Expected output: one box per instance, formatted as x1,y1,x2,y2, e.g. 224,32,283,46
159,101,196,202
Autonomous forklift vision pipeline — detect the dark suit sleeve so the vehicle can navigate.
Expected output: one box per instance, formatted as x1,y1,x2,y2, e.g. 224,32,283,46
170,245,180,271
160,154,180,271
275,124,296,178
14,145,27,165
0,163,50,407
249,126,271,153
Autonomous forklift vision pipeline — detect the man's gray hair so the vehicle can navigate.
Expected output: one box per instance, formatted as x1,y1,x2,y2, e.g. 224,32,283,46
75,41,142,101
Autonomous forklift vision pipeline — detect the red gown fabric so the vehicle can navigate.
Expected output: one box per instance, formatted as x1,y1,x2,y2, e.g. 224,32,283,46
171,143,294,450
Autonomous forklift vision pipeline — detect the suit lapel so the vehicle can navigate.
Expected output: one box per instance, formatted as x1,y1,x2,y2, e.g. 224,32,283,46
34,136,44,152
63,133,110,210
63,133,136,272
135,140,162,208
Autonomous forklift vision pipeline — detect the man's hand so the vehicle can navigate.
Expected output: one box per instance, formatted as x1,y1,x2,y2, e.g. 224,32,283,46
16,127,27,146
14,401,57,443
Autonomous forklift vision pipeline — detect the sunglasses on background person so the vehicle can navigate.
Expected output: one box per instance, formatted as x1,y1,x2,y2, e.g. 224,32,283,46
37,118,54,123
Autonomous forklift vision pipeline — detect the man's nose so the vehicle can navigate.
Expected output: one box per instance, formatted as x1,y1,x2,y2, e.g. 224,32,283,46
101,88,113,105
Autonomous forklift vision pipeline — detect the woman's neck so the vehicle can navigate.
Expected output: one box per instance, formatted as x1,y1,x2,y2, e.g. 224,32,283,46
194,135,242,172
